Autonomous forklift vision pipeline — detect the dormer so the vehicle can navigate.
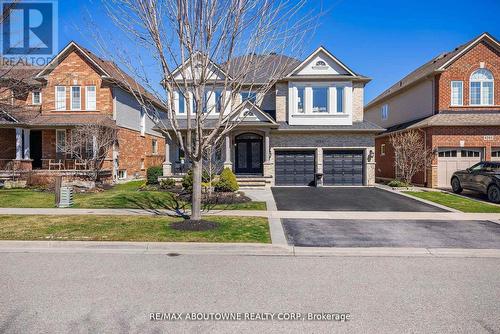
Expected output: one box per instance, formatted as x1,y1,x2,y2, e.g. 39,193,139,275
283,46,370,126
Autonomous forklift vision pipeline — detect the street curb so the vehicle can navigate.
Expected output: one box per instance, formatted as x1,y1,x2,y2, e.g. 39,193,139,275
1,241,500,258
375,184,460,213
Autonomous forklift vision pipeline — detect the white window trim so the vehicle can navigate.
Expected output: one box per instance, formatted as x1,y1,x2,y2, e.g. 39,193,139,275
56,129,66,154
85,86,97,111
290,82,351,115
55,86,66,111
70,86,81,111
32,90,42,105
152,138,158,155
450,81,463,106
469,69,494,106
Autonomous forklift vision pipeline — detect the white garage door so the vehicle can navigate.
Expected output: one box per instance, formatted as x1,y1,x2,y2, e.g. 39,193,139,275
492,148,500,162
437,148,482,188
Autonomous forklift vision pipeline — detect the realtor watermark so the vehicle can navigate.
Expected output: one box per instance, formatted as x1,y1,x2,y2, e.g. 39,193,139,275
150,312,351,322
1,0,58,66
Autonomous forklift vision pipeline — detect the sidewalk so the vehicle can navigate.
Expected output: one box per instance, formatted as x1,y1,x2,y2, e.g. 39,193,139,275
0,207,499,221
1,240,500,258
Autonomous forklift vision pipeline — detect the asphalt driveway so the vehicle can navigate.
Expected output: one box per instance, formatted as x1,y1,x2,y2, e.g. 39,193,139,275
271,187,446,212
282,219,500,248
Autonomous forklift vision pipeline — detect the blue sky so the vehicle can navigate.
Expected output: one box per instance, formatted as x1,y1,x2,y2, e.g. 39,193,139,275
57,0,500,103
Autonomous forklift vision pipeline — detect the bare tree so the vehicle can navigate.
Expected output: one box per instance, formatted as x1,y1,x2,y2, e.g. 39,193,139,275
99,0,318,221
202,137,224,196
390,130,433,185
64,122,118,182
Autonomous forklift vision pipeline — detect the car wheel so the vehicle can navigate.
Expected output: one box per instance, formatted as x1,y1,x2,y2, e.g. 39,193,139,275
487,185,500,204
451,177,463,194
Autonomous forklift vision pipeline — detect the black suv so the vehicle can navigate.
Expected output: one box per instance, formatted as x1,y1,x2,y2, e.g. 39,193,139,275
451,161,500,203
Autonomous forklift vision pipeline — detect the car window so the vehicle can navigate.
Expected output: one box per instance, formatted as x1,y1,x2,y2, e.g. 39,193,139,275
469,163,484,171
485,163,500,172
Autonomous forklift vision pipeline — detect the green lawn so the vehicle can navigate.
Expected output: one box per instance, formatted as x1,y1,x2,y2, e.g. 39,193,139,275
0,181,266,210
404,191,500,213
0,215,271,243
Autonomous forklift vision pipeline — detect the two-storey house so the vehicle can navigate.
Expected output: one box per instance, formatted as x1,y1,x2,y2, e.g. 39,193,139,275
365,32,500,188
0,41,166,183
161,47,383,187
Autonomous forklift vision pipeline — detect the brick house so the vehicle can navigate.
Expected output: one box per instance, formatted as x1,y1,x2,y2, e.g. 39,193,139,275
0,41,166,183
365,32,500,188
160,46,383,187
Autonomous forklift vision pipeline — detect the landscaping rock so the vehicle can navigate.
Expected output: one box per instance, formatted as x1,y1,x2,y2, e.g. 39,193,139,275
4,180,27,189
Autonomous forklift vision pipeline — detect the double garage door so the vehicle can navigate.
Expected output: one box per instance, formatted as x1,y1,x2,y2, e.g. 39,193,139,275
275,150,364,186
437,148,482,188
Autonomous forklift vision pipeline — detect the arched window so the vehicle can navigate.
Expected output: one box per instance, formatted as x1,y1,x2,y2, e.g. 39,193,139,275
470,69,494,105
315,60,326,66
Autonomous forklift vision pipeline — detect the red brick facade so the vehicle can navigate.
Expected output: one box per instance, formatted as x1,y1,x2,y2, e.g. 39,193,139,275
375,36,500,187
1,46,166,182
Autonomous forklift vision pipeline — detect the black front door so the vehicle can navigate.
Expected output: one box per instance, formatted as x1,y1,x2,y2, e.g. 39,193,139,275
30,130,43,169
235,133,263,174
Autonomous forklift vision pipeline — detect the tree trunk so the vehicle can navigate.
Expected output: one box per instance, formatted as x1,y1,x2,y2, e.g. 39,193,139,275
191,159,203,221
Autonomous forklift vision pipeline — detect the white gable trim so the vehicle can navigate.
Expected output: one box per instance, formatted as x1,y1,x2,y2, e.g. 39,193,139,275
223,100,277,125
438,33,500,70
286,46,357,77
35,41,111,78
170,53,232,81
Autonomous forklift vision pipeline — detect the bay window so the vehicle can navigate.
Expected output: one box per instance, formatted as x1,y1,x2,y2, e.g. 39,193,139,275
178,92,185,114
312,86,328,113
336,87,344,113
240,91,257,104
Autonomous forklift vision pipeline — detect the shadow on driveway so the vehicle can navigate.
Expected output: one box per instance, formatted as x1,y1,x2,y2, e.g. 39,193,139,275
272,187,447,212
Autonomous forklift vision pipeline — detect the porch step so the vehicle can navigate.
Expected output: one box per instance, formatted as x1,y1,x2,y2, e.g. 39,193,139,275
237,177,271,188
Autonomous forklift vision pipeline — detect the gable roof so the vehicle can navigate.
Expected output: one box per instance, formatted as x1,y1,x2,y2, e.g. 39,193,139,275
231,100,277,124
366,32,500,109
35,41,166,110
169,52,233,82
285,46,358,77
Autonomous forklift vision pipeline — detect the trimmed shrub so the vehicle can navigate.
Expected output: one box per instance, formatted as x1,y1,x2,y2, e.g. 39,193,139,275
159,178,176,190
182,170,193,191
214,168,239,192
146,166,163,185
387,179,411,188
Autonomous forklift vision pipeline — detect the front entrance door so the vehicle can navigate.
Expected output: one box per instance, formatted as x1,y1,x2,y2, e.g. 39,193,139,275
235,133,263,174
30,130,43,169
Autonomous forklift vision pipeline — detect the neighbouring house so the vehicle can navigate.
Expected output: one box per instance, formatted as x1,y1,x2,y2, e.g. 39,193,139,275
0,41,166,184
159,46,383,187
365,32,500,188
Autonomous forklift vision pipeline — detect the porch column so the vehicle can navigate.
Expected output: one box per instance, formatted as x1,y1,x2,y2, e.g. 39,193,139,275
223,135,233,170
264,131,270,163
15,128,23,160
263,131,272,179
23,129,30,160
162,139,172,176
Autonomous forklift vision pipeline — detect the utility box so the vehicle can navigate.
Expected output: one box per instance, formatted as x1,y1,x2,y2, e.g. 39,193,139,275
58,186,74,208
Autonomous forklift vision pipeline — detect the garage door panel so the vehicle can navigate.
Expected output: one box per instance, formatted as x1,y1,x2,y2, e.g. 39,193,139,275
437,148,482,188
275,151,316,186
323,150,364,186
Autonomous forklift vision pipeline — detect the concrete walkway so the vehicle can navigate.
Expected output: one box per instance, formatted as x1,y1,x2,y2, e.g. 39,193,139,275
2,240,500,258
1,207,499,221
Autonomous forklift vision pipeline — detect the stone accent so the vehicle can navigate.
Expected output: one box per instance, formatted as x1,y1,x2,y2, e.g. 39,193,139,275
275,82,288,122
366,162,376,186
263,162,273,178
352,82,365,122
162,162,172,176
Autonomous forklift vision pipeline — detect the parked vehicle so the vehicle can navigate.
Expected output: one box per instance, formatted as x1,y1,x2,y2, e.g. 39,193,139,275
451,162,500,203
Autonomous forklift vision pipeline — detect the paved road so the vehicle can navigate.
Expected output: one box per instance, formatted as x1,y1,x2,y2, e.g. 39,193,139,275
282,219,500,248
1,253,499,333
271,187,446,212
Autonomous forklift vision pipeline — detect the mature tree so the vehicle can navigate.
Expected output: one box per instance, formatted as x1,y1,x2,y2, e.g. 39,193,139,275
390,130,434,185
101,0,316,221
64,122,118,182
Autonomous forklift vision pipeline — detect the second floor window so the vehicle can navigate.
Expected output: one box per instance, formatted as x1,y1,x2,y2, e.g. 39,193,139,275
178,93,185,114
336,87,344,113
152,139,158,154
32,91,41,105
55,86,66,110
451,81,463,106
381,104,389,120
241,91,257,104
71,86,81,110
470,69,494,106
312,86,328,113
214,89,223,113
86,86,96,110
296,87,304,113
